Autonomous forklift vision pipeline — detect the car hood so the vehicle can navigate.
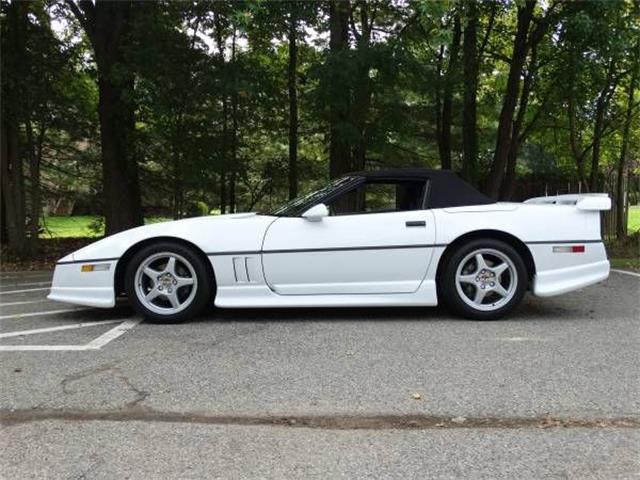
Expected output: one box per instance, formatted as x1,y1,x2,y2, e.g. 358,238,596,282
61,213,277,263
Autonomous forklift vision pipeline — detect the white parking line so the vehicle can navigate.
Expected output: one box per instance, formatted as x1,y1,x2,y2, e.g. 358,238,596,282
0,345,93,351
0,318,141,351
0,299,51,307
86,319,142,349
611,269,640,278
0,320,121,339
0,281,51,288
0,287,50,295
0,308,85,320
0,273,51,280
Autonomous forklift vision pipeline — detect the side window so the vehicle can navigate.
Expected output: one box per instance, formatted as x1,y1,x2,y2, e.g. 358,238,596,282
328,180,426,216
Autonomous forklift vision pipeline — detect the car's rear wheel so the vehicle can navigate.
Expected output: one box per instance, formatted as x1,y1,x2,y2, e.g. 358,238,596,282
125,242,213,323
441,238,527,320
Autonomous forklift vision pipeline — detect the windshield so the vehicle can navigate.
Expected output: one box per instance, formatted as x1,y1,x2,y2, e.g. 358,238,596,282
271,176,355,216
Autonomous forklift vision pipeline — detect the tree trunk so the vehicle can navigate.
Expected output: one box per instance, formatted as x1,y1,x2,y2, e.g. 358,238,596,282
229,29,238,213
214,11,228,214
589,58,617,192
351,2,376,172
24,116,46,255
1,191,7,245
437,12,461,171
501,40,538,200
66,0,143,235
485,0,535,199
616,42,638,239
329,0,351,179
0,0,28,257
567,82,588,191
0,122,27,257
461,0,478,182
98,73,143,234
220,172,227,215
287,6,299,199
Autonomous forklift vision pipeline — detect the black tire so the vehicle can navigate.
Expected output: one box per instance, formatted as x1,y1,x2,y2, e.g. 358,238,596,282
124,241,214,323
440,238,527,320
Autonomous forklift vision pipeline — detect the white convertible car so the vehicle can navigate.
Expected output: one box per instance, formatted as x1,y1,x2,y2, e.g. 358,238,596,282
49,169,611,322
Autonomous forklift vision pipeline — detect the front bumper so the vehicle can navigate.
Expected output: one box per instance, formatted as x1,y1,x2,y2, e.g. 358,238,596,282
47,260,118,308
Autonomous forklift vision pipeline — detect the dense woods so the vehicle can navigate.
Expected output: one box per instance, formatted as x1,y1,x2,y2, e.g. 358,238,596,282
1,0,639,259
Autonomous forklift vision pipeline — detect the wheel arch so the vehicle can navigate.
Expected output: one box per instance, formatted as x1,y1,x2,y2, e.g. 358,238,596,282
114,236,216,296
435,230,535,287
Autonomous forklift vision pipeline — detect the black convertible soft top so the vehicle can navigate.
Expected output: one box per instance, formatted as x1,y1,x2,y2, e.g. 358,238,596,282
349,168,494,209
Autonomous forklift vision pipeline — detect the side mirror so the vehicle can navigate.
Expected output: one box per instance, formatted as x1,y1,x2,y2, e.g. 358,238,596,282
301,203,329,222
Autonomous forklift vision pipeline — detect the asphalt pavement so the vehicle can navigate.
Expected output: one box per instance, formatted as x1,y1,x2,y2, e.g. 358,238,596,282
1,268,638,479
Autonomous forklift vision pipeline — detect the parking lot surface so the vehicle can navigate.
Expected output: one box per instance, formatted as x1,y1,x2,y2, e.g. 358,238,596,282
1,269,639,479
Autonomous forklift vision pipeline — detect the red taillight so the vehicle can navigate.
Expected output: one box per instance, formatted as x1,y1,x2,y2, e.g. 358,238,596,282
553,245,586,253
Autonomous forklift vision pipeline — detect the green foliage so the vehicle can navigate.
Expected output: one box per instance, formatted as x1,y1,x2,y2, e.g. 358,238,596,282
4,0,639,239
187,201,210,217
629,206,640,234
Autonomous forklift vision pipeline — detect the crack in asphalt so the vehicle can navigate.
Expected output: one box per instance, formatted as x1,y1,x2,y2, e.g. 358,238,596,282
60,364,149,409
1,409,638,430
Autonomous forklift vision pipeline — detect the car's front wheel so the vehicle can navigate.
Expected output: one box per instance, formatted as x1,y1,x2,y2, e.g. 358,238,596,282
125,242,213,323
441,238,527,320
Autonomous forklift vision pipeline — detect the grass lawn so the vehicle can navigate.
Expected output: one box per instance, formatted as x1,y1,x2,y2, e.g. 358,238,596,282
628,205,640,233
41,215,102,238
610,257,640,272
40,216,171,239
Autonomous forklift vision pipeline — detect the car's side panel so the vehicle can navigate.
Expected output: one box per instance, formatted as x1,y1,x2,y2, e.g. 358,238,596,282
48,214,277,309
65,213,277,264
434,203,602,244
261,211,436,295
431,203,609,297
213,276,438,308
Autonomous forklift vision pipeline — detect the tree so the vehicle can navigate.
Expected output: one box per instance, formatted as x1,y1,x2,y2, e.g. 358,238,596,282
287,2,299,199
0,0,28,256
616,40,639,238
461,0,478,181
5,0,638,252
485,0,536,199
2,0,93,256
328,0,351,179
65,0,143,234
435,9,461,171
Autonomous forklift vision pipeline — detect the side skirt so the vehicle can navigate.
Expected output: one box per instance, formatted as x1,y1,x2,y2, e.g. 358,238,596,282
213,280,438,308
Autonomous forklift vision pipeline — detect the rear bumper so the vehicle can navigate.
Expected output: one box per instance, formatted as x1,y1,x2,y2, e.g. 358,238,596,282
47,261,117,308
532,260,610,297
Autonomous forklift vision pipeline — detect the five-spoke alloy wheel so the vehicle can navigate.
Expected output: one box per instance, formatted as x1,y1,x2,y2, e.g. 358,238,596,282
441,238,527,320
125,242,214,323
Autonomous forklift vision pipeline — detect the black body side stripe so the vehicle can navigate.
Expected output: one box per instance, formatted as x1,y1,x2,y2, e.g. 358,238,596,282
263,244,447,254
55,239,603,264
525,239,602,245
207,244,447,256
56,257,120,265
206,239,602,256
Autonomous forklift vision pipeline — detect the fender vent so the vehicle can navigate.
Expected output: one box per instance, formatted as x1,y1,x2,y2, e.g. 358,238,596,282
232,257,255,283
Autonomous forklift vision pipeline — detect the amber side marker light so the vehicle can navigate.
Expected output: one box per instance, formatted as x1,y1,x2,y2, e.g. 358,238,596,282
552,245,585,253
81,263,111,272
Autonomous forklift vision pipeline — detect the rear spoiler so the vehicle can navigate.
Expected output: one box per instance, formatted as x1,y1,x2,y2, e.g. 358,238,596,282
524,193,611,211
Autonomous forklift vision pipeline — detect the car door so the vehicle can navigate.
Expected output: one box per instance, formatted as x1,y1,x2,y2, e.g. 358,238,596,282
261,179,436,295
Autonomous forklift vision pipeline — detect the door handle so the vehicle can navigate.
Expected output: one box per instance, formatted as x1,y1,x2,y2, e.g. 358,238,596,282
405,220,426,227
